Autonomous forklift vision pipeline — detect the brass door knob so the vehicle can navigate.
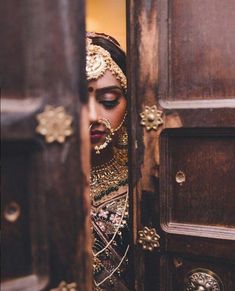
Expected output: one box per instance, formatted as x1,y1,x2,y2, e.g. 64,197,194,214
175,170,186,184
4,201,21,223
184,268,224,291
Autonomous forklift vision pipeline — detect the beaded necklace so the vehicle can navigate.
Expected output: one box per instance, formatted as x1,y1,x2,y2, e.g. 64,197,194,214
90,148,128,205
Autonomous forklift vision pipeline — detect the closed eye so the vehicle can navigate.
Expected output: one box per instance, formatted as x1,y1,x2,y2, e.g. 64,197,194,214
99,99,120,108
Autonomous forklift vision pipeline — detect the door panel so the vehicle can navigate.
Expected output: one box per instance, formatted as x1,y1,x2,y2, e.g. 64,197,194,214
159,0,235,102
158,2,235,289
128,0,235,290
1,141,48,290
1,1,92,290
160,128,235,235
2,143,34,280
161,255,235,290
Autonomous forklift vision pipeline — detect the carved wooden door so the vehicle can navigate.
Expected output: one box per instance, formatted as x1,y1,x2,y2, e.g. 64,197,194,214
127,0,235,290
1,1,92,290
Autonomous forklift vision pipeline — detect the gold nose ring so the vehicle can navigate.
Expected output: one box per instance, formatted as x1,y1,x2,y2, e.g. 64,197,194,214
90,118,114,154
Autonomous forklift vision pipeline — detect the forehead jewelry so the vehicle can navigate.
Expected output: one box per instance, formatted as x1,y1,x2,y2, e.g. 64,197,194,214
86,38,127,92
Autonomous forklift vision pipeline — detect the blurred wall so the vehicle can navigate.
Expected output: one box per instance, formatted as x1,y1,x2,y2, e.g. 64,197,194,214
86,0,126,51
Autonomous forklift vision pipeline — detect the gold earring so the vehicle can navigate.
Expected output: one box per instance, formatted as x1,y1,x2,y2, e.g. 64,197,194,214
117,126,128,147
113,111,127,133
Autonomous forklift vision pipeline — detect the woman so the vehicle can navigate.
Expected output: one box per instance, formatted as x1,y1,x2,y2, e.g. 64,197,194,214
86,32,129,291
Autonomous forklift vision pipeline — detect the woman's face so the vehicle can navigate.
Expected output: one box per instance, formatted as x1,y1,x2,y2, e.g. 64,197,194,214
88,70,127,151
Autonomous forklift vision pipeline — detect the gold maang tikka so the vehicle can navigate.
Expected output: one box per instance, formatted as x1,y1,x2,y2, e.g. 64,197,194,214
86,38,127,92
86,37,127,154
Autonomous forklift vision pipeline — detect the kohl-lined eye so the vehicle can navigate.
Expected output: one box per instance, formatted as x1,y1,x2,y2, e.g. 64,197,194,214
99,99,120,109
97,89,123,109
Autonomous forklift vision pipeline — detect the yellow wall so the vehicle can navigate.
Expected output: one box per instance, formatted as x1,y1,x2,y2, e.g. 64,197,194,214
86,0,126,51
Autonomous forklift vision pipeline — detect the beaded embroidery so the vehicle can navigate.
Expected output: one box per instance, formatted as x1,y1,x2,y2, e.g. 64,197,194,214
91,148,129,290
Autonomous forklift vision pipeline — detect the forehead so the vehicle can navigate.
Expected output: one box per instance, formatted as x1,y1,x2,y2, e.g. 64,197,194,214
88,70,121,90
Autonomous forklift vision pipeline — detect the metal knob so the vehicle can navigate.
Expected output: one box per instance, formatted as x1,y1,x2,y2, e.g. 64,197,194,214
4,201,21,222
184,268,223,291
175,170,186,184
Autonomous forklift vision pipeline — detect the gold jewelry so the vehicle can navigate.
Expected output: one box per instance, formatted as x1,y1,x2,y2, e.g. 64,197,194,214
86,38,127,92
90,118,114,154
113,111,128,147
117,126,128,147
90,112,127,154
112,111,127,133
90,148,128,206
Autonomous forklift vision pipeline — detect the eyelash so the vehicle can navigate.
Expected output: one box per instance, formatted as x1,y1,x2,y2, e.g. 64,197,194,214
100,99,120,108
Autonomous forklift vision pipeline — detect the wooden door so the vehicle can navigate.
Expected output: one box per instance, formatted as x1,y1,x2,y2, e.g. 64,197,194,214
127,0,235,290
1,1,92,290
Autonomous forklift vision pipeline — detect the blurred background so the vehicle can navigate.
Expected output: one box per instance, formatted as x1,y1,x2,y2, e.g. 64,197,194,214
86,0,126,50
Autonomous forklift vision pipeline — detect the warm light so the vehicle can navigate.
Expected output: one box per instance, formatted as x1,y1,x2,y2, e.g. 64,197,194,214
86,0,126,51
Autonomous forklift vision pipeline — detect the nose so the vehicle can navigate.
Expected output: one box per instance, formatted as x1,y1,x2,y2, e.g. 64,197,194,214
88,97,99,123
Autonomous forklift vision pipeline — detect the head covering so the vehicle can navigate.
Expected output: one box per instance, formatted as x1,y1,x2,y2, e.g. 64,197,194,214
86,32,127,92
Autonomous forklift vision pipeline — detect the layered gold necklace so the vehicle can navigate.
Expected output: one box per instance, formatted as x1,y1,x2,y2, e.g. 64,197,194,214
91,148,128,206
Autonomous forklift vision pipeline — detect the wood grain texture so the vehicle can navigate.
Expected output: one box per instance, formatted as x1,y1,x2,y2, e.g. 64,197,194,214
128,0,235,290
158,1,235,289
158,0,235,102
161,254,235,291
127,0,162,290
1,1,92,290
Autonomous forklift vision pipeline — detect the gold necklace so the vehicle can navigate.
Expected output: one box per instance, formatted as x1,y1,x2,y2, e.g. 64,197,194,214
91,148,128,205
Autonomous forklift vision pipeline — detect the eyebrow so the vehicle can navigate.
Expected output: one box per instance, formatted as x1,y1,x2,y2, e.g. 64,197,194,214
95,86,123,96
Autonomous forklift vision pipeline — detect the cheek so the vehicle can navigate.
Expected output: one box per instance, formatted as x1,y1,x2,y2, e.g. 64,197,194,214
112,103,127,128
104,102,127,129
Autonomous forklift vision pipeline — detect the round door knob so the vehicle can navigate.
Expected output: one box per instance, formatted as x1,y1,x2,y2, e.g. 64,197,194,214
4,201,21,222
184,268,224,291
175,170,186,184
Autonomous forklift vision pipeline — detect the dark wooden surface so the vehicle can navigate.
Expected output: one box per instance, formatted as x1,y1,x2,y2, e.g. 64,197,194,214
159,0,235,101
1,1,92,290
2,143,34,279
127,0,161,290
161,128,235,232
127,0,235,290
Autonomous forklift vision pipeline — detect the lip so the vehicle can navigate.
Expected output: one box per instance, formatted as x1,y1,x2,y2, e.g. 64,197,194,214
90,130,105,142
